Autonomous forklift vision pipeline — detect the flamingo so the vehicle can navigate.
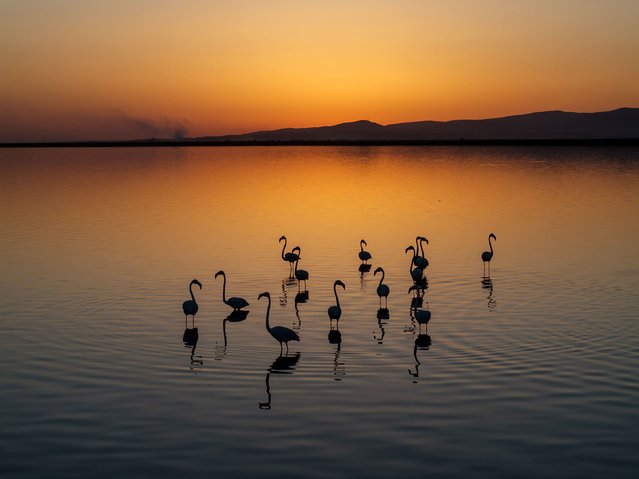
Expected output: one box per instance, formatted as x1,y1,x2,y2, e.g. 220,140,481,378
412,236,427,269
409,285,424,309
374,267,390,308
328,280,346,324
482,233,497,275
279,236,300,273
358,239,372,264
409,287,431,333
293,257,309,291
405,246,424,283
414,237,429,270
258,292,300,353
214,270,249,311
182,279,202,325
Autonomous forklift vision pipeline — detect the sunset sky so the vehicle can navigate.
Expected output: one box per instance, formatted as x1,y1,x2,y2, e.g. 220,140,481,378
1,0,638,141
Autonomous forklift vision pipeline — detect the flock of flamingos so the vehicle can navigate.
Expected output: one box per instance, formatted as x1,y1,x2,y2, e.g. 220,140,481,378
181,234,497,354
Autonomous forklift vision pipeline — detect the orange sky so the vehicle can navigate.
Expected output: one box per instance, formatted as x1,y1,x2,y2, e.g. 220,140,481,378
1,0,638,141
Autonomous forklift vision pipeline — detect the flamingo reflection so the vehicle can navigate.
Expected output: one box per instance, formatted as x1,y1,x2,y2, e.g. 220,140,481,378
293,290,309,331
222,309,249,347
408,334,432,380
374,308,389,344
408,285,431,334
359,263,372,275
259,352,301,410
182,325,202,369
481,276,496,311
409,285,424,309
327,325,345,380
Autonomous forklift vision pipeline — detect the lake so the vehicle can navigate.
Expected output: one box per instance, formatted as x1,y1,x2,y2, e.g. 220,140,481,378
1,146,638,478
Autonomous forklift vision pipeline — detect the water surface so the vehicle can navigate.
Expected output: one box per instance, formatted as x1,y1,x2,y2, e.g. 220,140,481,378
1,146,638,478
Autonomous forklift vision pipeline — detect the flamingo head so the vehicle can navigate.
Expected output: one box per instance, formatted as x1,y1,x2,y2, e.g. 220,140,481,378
405,246,415,254
374,267,383,276
214,270,225,279
279,235,286,242
489,233,496,240
420,237,429,245
292,246,301,256
360,239,367,246
335,280,346,290
191,279,202,289
258,292,271,300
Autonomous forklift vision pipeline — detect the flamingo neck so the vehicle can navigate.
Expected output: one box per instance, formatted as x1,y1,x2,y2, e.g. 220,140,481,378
489,236,494,255
334,284,341,309
220,274,227,304
264,297,272,332
281,239,287,260
360,242,365,252
378,270,385,287
294,258,299,274
189,282,197,303
419,239,425,257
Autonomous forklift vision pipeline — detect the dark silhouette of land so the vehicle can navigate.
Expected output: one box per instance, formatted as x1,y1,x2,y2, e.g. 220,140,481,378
3,108,638,147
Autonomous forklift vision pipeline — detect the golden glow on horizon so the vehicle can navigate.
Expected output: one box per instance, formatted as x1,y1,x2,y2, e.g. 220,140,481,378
1,1,638,140
4,147,637,284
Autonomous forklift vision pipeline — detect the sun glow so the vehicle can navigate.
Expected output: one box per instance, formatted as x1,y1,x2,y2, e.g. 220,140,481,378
1,1,638,141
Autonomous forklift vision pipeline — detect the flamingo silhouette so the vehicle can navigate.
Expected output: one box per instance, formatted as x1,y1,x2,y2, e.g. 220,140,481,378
405,246,424,284
258,292,300,353
214,270,249,311
482,233,497,276
409,296,431,335
374,267,390,308
293,256,309,291
409,285,431,331
412,236,428,270
328,280,346,325
279,236,300,273
182,279,202,326
414,237,429,270
358,239,372,264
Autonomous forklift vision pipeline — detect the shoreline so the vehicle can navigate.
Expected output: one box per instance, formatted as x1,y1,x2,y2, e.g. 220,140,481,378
1,138,639,148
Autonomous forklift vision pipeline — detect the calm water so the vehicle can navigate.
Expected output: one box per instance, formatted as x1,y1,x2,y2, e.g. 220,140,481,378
1,146,638,478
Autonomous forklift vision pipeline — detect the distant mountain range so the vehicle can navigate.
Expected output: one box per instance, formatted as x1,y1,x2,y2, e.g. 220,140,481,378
194,108,639,142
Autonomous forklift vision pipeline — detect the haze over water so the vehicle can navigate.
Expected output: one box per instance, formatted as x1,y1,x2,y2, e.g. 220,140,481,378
1,146,638,478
